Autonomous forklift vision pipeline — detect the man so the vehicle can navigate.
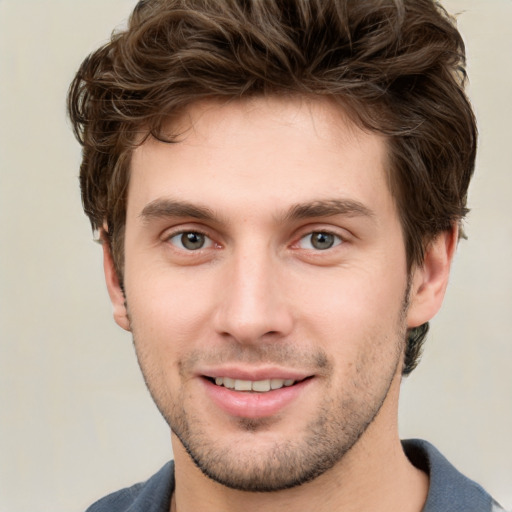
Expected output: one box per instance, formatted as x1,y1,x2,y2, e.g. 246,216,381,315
68,0,506,510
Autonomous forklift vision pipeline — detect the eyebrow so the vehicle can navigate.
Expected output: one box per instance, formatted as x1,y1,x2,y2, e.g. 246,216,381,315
139,197,374,224
283,199,375,222
140,199,217,223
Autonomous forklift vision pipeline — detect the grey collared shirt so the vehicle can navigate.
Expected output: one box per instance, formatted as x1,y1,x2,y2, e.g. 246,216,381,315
85,439,506,511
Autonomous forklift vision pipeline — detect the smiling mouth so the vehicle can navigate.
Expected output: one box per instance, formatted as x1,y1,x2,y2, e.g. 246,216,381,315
208,376,309,393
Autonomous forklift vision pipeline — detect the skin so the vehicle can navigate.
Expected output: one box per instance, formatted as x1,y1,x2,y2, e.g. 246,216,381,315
103,96,457,512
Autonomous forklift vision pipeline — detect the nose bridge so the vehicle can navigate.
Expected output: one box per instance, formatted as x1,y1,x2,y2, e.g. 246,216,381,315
214,241,293,343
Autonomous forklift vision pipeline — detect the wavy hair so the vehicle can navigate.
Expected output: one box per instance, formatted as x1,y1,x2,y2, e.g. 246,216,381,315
68,0,477,375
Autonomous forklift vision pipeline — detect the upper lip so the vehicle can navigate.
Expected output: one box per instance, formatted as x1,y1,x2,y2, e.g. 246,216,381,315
198,366,313,382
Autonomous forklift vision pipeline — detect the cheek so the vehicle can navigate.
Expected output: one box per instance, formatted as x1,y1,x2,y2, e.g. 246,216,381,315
295,264,407,353
301,263,406,315
125,272,217,408
125,265,219,354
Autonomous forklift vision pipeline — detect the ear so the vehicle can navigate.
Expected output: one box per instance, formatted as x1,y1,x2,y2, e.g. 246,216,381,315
101,231,131,332
406,225,458,328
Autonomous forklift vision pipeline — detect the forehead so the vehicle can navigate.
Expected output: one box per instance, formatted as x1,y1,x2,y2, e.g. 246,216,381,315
128,96,392,220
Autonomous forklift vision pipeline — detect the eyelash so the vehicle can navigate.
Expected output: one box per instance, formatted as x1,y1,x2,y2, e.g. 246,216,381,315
164,228,345,253
295,231,343,251
166,230,215,251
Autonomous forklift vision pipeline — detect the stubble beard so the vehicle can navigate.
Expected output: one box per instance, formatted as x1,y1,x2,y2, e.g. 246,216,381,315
168,380,397,492
130,288,410,492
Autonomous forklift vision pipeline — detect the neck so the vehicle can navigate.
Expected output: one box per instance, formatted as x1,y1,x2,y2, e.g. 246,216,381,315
170,375,428,512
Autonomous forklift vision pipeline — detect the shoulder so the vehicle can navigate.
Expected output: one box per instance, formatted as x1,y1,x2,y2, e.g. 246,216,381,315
402,439,507,512
85,461,175,512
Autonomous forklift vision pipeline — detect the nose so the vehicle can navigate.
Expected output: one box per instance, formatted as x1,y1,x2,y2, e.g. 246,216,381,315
213,247,294,345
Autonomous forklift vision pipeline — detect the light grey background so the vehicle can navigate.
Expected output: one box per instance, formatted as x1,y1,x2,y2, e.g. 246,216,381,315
0,1,510,511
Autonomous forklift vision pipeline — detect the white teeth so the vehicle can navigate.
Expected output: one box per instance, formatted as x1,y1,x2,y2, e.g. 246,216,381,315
234,380,252,391
214,377,296,392
270,379,285,390
252,380,271,392
223,377,235,389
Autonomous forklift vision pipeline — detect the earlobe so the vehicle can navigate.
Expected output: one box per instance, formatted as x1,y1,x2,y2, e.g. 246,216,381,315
406,226,458,328
101,231,131,332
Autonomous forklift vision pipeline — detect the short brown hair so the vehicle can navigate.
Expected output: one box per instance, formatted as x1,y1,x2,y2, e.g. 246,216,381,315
68,0,477,375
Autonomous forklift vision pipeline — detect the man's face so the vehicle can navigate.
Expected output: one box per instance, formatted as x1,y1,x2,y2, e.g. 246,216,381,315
117,97,416,491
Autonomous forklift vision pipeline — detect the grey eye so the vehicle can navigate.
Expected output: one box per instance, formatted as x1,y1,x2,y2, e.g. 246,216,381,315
169,232,212,250
298,232,341,250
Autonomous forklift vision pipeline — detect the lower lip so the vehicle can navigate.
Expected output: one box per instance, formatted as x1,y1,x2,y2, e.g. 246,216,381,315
202,378,312,419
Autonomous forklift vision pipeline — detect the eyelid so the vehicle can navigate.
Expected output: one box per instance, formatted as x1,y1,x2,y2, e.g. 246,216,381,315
296,231,343,250
171,231,213,249
162,226,218,251
291,223,350,246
